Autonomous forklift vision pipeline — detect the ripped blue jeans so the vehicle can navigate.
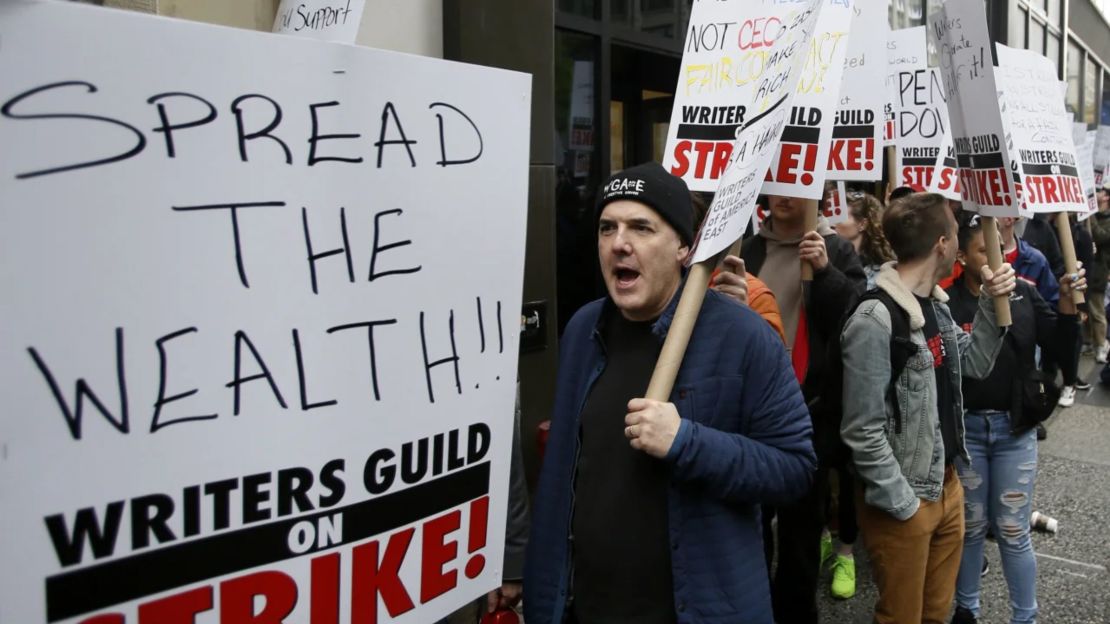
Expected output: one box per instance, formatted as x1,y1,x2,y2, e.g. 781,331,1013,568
955,410,1038,624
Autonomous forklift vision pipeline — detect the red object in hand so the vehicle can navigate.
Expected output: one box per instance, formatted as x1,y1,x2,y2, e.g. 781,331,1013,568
481,609,520,624
537,420,551,461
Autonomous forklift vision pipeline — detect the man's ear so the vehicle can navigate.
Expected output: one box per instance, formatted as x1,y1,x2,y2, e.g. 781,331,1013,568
677,243,691,264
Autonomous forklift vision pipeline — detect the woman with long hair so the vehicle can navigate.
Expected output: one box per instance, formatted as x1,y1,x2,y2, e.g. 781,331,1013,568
945,212,1084,624
834,191,895,289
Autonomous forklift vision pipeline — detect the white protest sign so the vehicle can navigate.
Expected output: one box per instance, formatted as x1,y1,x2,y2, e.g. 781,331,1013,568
893,64,950,190
1073,124,1098,215
1095,125,1110,186
995,44,1086,214
684,0,825,262
663,0,823,192
820,180,850,224
0,2,530,623
763,0,854,199
885,26,923,147
925,129,963,199
929,1,1018,217
273,0,366,43
828,0,885,180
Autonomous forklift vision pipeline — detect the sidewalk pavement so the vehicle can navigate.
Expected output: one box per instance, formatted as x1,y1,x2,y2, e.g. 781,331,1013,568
818,354,1109,623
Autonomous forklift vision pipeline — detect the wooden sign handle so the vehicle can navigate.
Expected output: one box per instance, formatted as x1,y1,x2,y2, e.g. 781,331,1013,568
1054,211,1085,305
980,216,1012,327
645,261,714,401
801,199,819,282
885,145,897,197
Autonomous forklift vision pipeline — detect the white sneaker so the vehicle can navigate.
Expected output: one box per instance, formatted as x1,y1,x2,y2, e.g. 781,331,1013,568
1097,341,1110,364
1058,385,1076,407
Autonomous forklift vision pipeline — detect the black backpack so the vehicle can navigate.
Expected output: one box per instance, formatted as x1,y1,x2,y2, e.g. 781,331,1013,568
822,288,917,436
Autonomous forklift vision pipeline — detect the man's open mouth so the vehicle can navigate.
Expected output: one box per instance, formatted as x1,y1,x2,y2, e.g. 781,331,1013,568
615,268,640,288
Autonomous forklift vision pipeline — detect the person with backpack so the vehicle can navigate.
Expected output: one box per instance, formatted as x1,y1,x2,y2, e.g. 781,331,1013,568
839,193,1016,624
944,212,1084,624
741,193,866,623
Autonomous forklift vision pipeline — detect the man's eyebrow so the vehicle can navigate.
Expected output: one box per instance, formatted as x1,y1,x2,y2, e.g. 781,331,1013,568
628,217,654,227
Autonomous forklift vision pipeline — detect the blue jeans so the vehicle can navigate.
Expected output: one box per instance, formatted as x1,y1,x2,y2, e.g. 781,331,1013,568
955,410,1038,624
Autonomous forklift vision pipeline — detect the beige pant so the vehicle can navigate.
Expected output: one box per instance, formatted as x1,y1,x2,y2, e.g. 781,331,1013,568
1087,289,1107,348
858,466,965,624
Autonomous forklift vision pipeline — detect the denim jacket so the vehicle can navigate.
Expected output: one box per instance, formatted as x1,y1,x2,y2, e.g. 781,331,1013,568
840,263,1005,520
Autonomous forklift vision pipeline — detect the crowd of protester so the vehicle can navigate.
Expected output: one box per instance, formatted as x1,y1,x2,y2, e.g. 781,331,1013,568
463,166,1110,624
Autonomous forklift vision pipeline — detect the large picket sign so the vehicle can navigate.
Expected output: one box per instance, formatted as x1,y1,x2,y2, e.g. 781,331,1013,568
929,2,1018,217
0,3,530,623
995,44,1087,214
684,0,825,262
827,0,885,181
663,0,824,192
764,0,854,199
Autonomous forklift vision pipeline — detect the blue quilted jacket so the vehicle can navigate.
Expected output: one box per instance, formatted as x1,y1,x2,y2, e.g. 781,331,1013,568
523,288,816,624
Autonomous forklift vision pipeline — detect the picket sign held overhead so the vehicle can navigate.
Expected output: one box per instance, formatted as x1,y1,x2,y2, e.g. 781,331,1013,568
273,0,366,43
929,0,1015,324
994,44,1087,214
827,0,885,181
667,0,824,262
648,0,823,402
663,0,825,192
763,0,854,199
0,2,530,623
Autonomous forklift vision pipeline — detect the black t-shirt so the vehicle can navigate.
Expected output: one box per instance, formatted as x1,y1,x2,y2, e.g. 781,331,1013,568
571,306,676,624
948,281,1016,411
917,296,959,465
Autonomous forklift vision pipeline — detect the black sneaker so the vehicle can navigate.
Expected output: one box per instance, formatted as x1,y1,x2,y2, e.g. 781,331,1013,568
952,606,978,624
1036,423,1047,441
1075,380,1092,391
980,558,989,577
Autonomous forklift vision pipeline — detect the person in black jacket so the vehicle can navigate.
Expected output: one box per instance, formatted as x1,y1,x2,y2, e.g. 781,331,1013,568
945,212,1084,624
742,193,866,623
1058,214,1096,406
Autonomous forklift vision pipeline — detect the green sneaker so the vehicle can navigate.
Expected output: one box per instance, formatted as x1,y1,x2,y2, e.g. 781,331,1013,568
819,532,833,568
830,555,856,599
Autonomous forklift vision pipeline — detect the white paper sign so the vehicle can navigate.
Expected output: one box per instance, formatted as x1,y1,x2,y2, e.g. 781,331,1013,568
764,0,854,199
995,44,1086,214
273,0,366,43
828,0,885,180
663,0,824,192
929,1,1018,217
885,26,924,147
0,2,530,623
684,0,825,263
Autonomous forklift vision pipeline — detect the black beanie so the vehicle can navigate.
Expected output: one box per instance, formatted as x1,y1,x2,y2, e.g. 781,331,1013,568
596,162,694,246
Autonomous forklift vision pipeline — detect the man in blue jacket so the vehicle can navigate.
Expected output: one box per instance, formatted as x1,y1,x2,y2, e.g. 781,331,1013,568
523,162,816,624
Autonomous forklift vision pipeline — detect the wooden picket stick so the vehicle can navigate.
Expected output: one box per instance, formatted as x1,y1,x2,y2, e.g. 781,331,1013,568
645,261,715,401
801,199,819,281
1054,211,1085,305
885,145,897,199
980,215,1013,327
